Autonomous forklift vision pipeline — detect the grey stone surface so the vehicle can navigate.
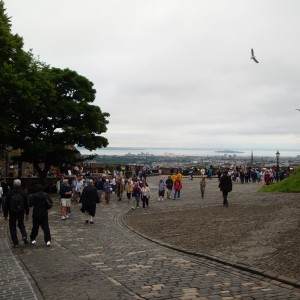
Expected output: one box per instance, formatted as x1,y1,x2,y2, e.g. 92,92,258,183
0,176,299,299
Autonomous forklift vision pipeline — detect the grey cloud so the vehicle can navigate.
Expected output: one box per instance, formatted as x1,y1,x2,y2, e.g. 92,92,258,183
5,0,300,151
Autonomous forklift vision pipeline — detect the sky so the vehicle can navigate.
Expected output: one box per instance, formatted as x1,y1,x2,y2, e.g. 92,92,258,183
4,0,300,151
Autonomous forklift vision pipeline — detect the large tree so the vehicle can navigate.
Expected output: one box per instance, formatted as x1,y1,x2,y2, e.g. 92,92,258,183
0,2,109,180
0,1,38,147
14,67,109,179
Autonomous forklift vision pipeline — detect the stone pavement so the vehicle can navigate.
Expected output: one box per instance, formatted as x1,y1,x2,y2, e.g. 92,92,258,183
0,218,38,300
1,177,300,300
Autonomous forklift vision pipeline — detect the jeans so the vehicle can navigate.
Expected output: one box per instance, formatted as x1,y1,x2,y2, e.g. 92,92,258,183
134,196,140,207
174,190,181,199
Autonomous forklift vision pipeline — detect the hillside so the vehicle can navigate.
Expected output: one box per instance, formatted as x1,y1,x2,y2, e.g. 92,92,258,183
259,168,300,192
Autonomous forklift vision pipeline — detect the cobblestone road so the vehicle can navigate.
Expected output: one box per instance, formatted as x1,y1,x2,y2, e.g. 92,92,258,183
1,176,300,299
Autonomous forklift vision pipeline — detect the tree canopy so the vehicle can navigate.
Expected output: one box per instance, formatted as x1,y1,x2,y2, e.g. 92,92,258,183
0,1,109,179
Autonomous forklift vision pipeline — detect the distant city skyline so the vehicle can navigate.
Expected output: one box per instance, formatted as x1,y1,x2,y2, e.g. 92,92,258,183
77,146,300,158
5,0,300,150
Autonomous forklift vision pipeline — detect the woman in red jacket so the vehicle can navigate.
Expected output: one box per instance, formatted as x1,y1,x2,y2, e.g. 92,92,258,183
173,178,182,200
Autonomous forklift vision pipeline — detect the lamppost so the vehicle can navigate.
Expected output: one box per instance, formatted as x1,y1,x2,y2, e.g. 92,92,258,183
276,150,280,181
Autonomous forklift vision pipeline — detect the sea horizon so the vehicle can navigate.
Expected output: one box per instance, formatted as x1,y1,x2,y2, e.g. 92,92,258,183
76,146,300,158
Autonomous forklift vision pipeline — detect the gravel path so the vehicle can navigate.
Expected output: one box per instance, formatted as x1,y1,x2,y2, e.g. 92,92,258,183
123,176,300,281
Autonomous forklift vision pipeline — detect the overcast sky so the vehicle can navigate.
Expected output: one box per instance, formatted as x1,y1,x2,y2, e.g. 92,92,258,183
4,0,300,150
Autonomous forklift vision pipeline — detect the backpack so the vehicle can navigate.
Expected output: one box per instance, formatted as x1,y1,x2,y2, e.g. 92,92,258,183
10,192,24,212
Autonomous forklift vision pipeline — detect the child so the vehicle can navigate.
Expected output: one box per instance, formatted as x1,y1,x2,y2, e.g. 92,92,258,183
200,177,206,199
158,178,166,201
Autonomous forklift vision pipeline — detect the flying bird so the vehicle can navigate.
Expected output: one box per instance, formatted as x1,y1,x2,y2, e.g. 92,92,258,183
296,109,300,111
251,48,259,63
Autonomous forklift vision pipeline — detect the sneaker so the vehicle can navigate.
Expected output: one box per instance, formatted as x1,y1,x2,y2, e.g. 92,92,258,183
85,220,89,224
46,241,51,247
31,240,36,245
66,215,70,219
61,216,66,220
89,221,94,224
131,207,135,210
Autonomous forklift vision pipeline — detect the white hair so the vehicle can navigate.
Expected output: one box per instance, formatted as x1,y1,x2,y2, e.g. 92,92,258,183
13,179,21,187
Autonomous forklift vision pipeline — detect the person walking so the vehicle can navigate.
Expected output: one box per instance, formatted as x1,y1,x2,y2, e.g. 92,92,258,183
219,171,232,207
116,176,125,201
56,175,64,194
200,177,206,199
173,178,182,200
59,179,72,220
158,178,166,201
94,175,104,202
103,178,112,204
125,178,133,204
29,184,53,246
132,181,142,209
141,182,151,208
80,179,99,224
200,168,205,176
3,179,30,247
165,175,173,199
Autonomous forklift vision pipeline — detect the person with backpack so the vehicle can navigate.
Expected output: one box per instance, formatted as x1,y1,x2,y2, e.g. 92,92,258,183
29,184,53,246
3,179,30,247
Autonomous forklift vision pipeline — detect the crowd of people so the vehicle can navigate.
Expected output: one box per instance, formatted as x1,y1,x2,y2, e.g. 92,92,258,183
0,163,285,248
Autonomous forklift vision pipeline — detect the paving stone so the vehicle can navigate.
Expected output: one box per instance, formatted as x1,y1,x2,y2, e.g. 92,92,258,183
1,177,299,299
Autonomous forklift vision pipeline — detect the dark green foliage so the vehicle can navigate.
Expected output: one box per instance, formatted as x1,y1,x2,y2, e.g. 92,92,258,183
0,1,109,179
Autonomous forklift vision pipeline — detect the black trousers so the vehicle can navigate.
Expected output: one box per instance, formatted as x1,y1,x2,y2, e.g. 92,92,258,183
8,212,27,245
142,196,149,208
30,213,51,242
222,191,229,205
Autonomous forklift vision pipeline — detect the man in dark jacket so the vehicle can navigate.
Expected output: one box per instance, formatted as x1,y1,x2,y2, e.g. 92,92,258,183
29,184,53,246
80,179,99,224
219,171,233,207
3,179,29,247
165,175,174,199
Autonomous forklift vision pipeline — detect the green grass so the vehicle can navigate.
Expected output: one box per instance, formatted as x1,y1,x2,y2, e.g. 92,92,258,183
259,168,300,193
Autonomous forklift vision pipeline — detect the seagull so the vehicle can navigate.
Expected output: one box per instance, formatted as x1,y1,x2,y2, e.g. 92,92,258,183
296,109,300,111
251,48,259,63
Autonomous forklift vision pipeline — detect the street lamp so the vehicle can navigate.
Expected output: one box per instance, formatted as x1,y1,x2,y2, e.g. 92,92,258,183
276,150,280,181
